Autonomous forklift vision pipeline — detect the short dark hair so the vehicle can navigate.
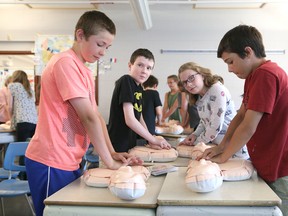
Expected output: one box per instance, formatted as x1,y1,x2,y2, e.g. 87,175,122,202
74,10,116,40
129,48,155,65
143,75,158,88
167,74,179,82
217,25,266,59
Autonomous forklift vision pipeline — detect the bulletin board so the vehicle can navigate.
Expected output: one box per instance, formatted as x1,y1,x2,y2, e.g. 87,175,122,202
34,34,74,76
34,34,98,76
34,34,99,103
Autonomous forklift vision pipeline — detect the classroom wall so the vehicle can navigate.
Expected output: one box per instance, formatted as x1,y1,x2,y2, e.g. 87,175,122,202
1,3,287,121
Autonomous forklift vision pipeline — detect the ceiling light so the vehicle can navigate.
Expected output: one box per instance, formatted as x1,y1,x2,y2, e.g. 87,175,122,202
129,0,152,30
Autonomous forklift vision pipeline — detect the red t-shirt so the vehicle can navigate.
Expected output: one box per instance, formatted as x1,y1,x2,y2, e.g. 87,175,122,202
243,60,288,182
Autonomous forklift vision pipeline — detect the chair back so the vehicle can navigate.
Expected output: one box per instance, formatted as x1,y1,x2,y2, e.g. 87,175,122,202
3,142,29,172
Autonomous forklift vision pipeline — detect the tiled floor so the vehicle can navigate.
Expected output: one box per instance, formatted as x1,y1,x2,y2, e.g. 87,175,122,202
0,148,97,216
0,195,35,216
0,146,34,215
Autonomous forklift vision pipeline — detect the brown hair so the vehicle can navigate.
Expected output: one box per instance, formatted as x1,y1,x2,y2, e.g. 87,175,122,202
74,10,116,41
217,25,266,59
143,75,158,88
178,62,224,105
11,70,33,98
167,74,179,83
178,62,223,87
129,48,155,65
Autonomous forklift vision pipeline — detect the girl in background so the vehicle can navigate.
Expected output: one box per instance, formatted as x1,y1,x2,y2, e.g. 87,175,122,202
8,70,38,141
162,74,190,129
0,76,12,124
162,75,182,123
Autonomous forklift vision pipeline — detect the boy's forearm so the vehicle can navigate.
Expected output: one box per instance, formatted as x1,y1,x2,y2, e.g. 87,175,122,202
99,114,116,154
127,116,155,143
218,109,245,152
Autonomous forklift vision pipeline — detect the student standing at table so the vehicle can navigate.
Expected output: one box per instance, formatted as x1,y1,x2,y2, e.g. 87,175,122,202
200,25,288,216
25,11,141,216
108,48,171,152
8,70,38,180
8,70,38,141
178,61,249,159
164,81,199,132
142,75,163,135
0,76,12,124
161,75,182,123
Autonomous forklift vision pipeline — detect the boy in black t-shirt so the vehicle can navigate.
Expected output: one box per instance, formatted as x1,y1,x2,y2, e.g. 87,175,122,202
108,48,171,152
142,75,163,135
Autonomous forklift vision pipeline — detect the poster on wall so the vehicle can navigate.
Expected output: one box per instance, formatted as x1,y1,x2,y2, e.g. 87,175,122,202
34,34,97,76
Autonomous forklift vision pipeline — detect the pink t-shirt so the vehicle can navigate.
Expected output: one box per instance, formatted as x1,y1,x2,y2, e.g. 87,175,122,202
0,87,12,123
26,49,96,171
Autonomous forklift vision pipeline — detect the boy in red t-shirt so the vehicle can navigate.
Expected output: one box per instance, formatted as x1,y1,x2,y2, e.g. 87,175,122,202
201,25,288,215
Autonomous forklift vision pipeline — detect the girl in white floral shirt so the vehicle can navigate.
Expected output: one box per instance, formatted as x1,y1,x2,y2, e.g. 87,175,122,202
8,70,38,141
178,62,248,159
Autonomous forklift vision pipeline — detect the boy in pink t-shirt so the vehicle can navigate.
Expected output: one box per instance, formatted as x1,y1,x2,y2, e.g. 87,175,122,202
25,11,142,216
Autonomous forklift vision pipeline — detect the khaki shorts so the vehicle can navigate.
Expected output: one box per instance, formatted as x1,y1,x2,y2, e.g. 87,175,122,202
268,176,288,216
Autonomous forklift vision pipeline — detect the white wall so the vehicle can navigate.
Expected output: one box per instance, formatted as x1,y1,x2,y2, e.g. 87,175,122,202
1,3,288,121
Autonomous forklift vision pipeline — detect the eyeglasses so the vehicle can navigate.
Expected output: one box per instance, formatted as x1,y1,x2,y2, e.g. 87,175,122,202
181,73,199,87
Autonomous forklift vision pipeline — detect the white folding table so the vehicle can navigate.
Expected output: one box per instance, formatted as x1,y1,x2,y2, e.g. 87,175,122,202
157,167,282,216
44,174,166,216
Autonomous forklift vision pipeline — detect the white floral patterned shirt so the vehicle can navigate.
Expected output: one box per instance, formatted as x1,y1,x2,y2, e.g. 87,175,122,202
8,82,38,130
193,82,248,159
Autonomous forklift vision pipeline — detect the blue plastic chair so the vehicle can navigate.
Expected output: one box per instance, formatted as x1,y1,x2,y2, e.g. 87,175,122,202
0,142,35,216
0,168,19,179
83,145,99,171
0,144,19,179
0,145,19,181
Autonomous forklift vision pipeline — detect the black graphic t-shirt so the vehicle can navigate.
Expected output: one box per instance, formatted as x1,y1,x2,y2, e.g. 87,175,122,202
108,75,143,152
142,89,162,135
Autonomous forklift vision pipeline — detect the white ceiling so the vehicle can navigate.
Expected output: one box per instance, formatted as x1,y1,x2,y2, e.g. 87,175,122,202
0,0,287,70
1,0,278,31
0,0,281,9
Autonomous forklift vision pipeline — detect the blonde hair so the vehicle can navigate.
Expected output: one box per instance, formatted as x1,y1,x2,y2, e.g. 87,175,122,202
178,62,224,105
11,70,33,97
